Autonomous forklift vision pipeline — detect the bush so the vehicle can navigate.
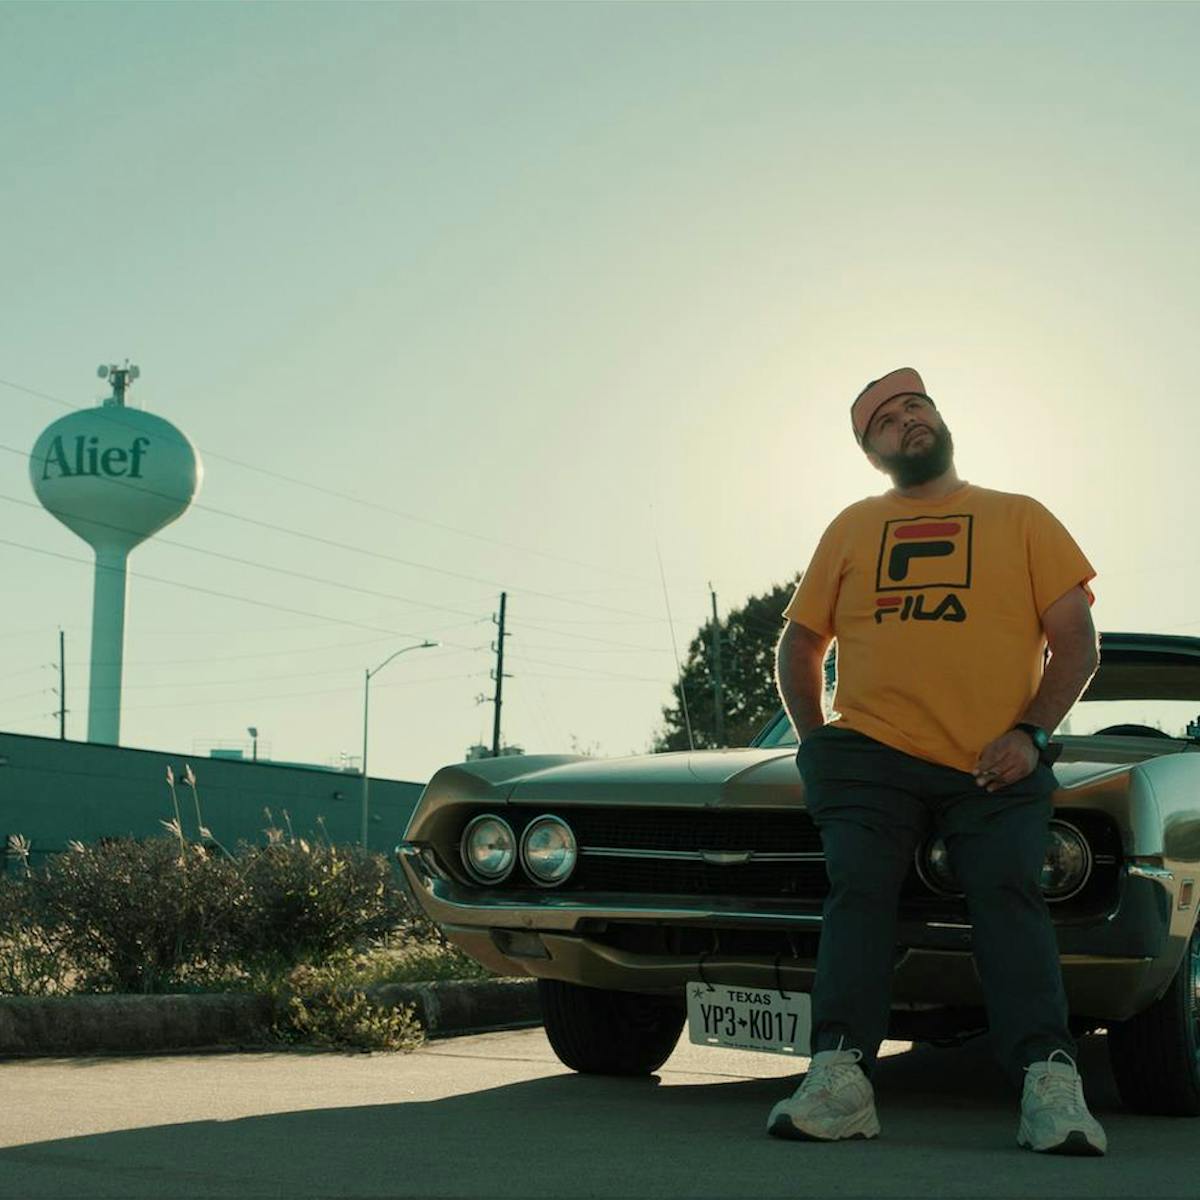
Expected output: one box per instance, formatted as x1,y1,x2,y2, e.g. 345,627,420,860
233,840,411,970
281,990,423,1051
383,942,493,983
34,839,247,993
0,835,424,996
272,956,425,1051
0,875,64,996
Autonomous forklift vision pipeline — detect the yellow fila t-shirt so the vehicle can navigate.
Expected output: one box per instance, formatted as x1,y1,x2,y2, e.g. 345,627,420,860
782,482,1096,774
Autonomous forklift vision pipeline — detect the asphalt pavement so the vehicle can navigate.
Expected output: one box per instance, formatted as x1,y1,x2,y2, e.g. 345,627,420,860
0,1030,1195,1198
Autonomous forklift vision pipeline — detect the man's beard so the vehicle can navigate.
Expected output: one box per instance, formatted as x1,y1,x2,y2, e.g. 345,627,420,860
875,422,955,487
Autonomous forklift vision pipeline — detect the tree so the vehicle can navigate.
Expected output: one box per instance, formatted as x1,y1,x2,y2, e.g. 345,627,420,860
655,577,835,751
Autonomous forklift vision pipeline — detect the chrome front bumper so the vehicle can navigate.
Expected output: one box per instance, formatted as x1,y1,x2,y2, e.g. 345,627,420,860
397,842,1179,1021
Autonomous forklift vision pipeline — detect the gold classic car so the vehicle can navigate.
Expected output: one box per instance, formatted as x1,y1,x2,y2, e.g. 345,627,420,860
396,631,1200,1116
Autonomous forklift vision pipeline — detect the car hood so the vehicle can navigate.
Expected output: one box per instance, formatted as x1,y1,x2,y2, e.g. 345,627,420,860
507,747,805,809
500,745,1143,809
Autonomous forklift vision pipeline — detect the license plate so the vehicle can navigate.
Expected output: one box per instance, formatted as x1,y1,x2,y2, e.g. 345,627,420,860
686,981,812,1056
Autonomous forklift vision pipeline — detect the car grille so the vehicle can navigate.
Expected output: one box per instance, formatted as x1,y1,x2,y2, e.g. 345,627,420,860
559,807,822,897
575,855,832,898
481,806,1120,918
511,806,834,902
567,808,824,856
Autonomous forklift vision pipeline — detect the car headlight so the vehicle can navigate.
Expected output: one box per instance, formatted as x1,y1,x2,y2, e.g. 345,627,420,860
916,836,961,896
520,815,577,886
1040,820,1092,900
916,819,1092,902
460,814,516,883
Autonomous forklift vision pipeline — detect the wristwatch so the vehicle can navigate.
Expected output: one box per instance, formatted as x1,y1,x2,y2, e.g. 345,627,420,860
1013,722,1059,765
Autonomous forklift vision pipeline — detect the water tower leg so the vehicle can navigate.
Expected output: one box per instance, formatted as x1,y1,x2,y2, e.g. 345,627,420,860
88,547,129,745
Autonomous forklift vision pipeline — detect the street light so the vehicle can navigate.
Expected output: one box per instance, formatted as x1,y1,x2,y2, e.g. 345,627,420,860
247,726,258,762
361,641,438,849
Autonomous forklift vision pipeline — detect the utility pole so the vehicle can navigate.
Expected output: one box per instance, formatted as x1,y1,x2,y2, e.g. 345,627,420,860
59,629,65,739
709,585,725,747
50,628,67,740
491,592,512,757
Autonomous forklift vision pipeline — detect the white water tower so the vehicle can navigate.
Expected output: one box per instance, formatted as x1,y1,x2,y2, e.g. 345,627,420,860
30,365,202,744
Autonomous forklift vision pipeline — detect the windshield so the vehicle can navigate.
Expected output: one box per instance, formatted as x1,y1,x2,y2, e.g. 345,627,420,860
752,697,1200,749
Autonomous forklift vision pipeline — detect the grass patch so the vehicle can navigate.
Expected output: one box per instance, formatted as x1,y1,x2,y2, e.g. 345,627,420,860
248,944,495,1052
366,943,495,985
270,954,427,1052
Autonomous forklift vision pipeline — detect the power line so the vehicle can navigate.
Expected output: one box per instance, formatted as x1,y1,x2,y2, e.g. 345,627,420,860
0,536,460,643
57,619,490,670
81,625,485,669
0,492,487,623
0,665,48,686
114,619,482,667
4,616,673,706
5,621,347,639
3,670,491,727
0,710,54,728
113,669,491,714
1,373,693,592
81,646,482,692
0,523,679,658
5,442,678,623
516,641,671,656
517,673,665,686
503,614,667,626
512,618,677,653
513,660,568,750
655,526,693,751
3,481,696,657
505,649,665,684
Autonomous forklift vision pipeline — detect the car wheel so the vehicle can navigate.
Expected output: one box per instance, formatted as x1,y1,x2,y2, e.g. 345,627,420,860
1107,923,1200,1116
537,979,685,1075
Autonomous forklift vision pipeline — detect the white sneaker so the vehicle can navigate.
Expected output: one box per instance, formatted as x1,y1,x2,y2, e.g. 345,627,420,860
767,1046,880,1141
1018,1049,1107,1156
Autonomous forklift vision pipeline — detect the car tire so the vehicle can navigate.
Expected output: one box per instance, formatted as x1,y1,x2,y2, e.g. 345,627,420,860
537,979,685,1075
1107,923,1200,1116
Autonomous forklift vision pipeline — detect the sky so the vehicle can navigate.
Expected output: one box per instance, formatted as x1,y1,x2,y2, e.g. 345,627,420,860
2,1,1198,782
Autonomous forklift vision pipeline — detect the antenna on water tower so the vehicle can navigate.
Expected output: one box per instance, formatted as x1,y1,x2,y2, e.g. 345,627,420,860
97,361,140,407
29,364,202,745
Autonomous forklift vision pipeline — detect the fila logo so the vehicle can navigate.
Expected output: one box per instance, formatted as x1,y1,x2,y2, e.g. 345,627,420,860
873,514,974,626
886,524,958,582
875,593,967,624
875,515,974,591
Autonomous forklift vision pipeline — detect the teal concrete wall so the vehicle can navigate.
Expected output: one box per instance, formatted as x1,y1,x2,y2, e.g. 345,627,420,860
0,732,424,866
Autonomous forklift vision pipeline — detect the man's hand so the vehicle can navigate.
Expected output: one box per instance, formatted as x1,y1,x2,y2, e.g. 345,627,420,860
973,730,1039,792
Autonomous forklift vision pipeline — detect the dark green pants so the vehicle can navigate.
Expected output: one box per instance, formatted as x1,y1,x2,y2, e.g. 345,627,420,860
796,725,1074,1089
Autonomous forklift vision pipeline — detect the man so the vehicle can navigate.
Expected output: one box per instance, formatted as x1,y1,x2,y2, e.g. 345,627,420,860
770,367,1106,1155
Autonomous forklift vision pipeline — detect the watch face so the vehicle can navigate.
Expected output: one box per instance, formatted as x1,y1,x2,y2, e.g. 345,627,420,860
1019,723,1049,750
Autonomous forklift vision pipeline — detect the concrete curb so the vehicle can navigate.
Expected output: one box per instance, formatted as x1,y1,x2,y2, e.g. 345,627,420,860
0,993,278,1056
371,978,542,1038
0,979,541,1057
